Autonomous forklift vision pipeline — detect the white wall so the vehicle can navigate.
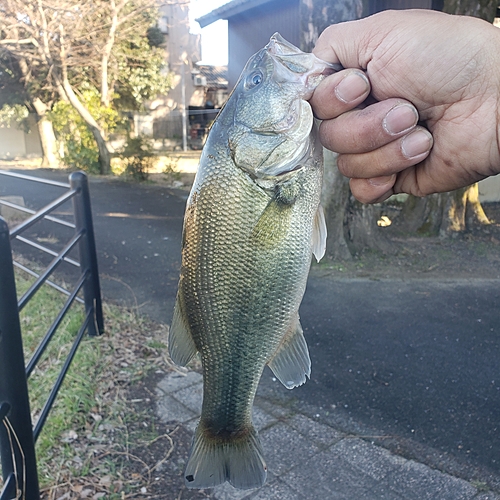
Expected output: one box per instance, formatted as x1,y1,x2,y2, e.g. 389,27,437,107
0,126,27,158
479,176,500,203
0,118,42,159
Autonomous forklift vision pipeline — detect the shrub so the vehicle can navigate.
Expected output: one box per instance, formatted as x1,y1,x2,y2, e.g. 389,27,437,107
118,136,154,181
50,86,120,173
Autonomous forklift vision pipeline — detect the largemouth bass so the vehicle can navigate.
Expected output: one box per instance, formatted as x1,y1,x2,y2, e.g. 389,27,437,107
169,33,338,490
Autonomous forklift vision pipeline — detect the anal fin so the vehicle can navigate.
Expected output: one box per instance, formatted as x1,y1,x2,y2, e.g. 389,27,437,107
268,316,311,389
168,295,197,366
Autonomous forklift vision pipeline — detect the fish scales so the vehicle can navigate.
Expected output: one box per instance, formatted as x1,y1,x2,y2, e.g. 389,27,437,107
168,33,338,490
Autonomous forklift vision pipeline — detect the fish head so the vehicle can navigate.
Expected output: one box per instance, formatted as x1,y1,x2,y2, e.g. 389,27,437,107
226,33,340,182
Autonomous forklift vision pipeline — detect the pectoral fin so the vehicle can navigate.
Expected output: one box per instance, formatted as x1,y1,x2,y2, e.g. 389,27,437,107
168,296,197,366
312,205,327,262
252,198,290,247
268,316,311,389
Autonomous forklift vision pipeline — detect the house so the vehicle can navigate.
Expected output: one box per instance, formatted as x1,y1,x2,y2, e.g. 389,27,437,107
193,65,229,110
136,1,202,144
187,64,229,149
140,3,229,149
196,0,436,89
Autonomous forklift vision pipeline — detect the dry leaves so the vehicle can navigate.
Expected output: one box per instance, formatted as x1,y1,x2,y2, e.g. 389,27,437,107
38,304,179,500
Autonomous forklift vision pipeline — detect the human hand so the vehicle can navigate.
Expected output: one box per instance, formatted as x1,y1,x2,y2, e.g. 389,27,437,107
309,10,500,203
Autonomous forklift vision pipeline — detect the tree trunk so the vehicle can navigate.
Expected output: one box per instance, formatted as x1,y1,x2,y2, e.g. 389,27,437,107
345,199,395,254
299,0,363,53
400,194,444,235
100,0,123,107
321,150,394,258
17,56,59,168
56,25,111,174
301,0,388,260
439,185,490,236
402,187,490,237
465,182,490,227
37,116,60,168
442,0,497,20
60,77,111,174
321,150,353,260
31,98,59,168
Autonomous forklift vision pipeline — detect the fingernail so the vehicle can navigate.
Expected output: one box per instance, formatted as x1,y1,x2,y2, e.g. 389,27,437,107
368,174,396,187
383,104,418,135
401,130,433,159
335,72,369,103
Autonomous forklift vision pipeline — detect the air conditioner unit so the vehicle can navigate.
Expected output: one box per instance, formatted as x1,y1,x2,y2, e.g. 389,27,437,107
193,75,207,87
158,15,168,34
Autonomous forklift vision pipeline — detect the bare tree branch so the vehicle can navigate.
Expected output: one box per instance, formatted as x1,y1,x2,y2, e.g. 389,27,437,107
0,0,166,173
0,38,38,45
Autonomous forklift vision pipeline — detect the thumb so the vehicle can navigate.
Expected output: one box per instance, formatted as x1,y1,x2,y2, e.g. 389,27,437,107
312,14,387,69
312,10,442,69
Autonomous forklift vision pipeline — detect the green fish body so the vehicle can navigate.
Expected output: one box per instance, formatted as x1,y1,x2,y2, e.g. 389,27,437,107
169,33,337,490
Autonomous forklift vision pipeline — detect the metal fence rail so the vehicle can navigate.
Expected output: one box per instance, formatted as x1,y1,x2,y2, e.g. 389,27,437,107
0,171,103,500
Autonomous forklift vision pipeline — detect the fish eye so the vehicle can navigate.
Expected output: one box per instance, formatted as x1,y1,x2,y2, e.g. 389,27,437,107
245,70,263,90
252,73,262,85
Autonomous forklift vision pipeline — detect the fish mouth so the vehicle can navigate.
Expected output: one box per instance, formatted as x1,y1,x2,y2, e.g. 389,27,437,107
266,32,342,96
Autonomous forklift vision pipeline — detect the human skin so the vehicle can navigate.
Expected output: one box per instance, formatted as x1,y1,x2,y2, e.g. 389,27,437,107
309,9,500,203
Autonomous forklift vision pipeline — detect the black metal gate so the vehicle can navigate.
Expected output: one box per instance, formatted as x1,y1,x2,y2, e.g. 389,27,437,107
0,171,103,500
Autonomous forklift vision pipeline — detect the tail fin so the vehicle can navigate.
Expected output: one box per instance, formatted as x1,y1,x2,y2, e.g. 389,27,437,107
184,423,267,490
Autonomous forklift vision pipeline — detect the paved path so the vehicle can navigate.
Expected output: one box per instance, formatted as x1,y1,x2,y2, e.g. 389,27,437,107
2,167,500,498
157,370,499,500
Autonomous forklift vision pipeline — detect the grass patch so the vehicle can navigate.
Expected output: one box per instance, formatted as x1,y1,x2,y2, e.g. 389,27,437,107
1,269,175,499
16,276,91,483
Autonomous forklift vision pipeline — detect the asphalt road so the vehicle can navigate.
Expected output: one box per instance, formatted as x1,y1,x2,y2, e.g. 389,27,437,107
2,168,500,487
0,170,187,321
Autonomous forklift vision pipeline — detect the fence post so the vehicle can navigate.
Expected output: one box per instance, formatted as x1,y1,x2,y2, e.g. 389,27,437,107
69,172,104,337
0,217,40,500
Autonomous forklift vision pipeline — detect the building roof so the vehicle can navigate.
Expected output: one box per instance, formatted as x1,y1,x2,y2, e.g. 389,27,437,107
196,0,275,28
195,64,228,89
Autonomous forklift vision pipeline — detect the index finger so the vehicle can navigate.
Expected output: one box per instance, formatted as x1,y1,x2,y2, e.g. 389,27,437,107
310,69,370,120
